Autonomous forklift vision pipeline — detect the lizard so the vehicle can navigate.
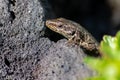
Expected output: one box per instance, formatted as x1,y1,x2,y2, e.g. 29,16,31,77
46,18,101,56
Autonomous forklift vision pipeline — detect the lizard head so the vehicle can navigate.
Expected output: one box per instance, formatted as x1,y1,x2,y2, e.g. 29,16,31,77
46,18,77,39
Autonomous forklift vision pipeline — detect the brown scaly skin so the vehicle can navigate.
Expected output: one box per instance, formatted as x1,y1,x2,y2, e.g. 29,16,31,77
46,18,101,56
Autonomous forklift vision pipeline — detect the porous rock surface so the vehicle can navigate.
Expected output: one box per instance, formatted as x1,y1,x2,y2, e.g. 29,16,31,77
0,0,95,80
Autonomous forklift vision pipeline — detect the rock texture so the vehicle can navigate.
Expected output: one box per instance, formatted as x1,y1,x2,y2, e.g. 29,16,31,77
32,39,95,80
0,0,95,80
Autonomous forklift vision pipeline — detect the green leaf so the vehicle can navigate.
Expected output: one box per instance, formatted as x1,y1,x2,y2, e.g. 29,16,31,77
84,31,120,80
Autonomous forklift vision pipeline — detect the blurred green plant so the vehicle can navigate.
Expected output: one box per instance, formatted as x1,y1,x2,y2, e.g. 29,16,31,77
85,31,120,80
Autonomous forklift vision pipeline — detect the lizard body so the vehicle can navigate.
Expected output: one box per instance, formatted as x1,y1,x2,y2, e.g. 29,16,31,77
46,18,100,55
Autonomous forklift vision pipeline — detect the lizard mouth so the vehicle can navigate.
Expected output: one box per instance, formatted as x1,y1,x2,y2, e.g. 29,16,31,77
46,20,58,32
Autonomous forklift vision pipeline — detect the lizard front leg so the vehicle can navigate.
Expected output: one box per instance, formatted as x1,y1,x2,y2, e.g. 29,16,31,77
66,32,80,46
66,36,76,45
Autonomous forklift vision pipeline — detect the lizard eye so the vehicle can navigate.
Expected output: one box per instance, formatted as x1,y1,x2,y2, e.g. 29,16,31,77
71,31,76,35
58,25,63,28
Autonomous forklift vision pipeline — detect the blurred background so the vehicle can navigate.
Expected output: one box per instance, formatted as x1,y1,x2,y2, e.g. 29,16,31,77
47,0,120,41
